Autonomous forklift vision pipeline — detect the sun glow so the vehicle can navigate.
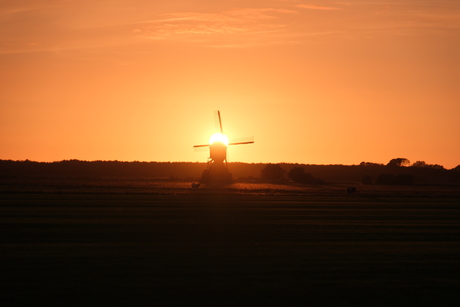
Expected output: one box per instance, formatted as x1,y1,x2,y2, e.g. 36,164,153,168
209,133,229,146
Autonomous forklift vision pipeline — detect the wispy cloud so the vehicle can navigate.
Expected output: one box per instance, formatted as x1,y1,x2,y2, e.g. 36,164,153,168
295,4,341,10
3,1,460,55
0,3,42,16
355,4,460,37
135,8,295,45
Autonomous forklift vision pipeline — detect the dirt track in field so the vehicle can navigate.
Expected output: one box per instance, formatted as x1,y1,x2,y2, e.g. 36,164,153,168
2,192,460,306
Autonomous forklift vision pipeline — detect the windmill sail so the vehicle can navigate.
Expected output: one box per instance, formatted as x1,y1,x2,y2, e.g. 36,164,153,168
228,141,254,146
193,144,210,148
218,110,223,134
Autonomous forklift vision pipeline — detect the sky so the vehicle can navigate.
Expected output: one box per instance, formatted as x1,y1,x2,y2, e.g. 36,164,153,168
1,0,459,168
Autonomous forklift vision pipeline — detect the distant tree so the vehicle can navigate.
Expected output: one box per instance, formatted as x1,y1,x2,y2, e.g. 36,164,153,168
412,161,445,170
387,158,410,167
452,165,460,171
361,175,373,185
360,162,383,167
428,164,445,170
288,167,319,184
288,167,306,183
260,164,285,183
411,161,427,168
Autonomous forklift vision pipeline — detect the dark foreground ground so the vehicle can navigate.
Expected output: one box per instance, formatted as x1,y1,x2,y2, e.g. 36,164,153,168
2,186,460,306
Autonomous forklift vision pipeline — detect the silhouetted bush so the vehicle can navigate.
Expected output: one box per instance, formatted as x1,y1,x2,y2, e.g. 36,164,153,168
288,167,322,184
288,167,307,183
260,164,285,183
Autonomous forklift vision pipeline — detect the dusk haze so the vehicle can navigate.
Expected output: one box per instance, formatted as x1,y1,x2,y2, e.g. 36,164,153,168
1,0,459,167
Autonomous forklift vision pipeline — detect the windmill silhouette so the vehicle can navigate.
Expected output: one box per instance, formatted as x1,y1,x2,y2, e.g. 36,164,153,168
194,111,254,183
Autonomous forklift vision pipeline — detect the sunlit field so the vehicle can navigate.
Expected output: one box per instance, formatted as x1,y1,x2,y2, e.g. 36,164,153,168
1,176,460,197
2,181,460,306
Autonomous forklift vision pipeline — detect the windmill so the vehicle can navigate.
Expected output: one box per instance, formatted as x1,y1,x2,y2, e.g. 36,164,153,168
194,111,254,183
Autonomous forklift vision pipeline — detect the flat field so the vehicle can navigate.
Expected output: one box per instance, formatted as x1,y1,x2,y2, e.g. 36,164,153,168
1,184,460,306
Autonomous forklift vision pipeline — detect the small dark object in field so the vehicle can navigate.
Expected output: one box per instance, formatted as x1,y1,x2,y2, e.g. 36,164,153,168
191,182,201,189
347,187,357,194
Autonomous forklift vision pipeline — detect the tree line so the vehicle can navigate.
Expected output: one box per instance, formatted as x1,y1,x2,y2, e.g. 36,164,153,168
257,158,460,185
1,158,459,185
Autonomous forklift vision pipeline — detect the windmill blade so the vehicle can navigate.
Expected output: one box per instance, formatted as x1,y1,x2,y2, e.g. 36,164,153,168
229,136,254,144
214,110,223,134
193,144,209,153
194,146,209,152
193,144,210,148
228,141,254,146
218,110,223,134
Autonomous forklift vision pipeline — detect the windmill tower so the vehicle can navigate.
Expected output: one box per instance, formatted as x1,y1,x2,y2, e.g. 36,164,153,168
194,111,254,183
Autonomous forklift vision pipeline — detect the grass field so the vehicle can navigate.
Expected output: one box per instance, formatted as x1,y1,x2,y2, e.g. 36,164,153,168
1,183,460,306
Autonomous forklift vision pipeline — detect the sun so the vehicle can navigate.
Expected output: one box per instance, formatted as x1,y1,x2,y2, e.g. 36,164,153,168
209,133,229,146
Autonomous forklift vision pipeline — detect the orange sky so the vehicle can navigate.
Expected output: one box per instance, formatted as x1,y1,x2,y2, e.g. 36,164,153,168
1,0,459,168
